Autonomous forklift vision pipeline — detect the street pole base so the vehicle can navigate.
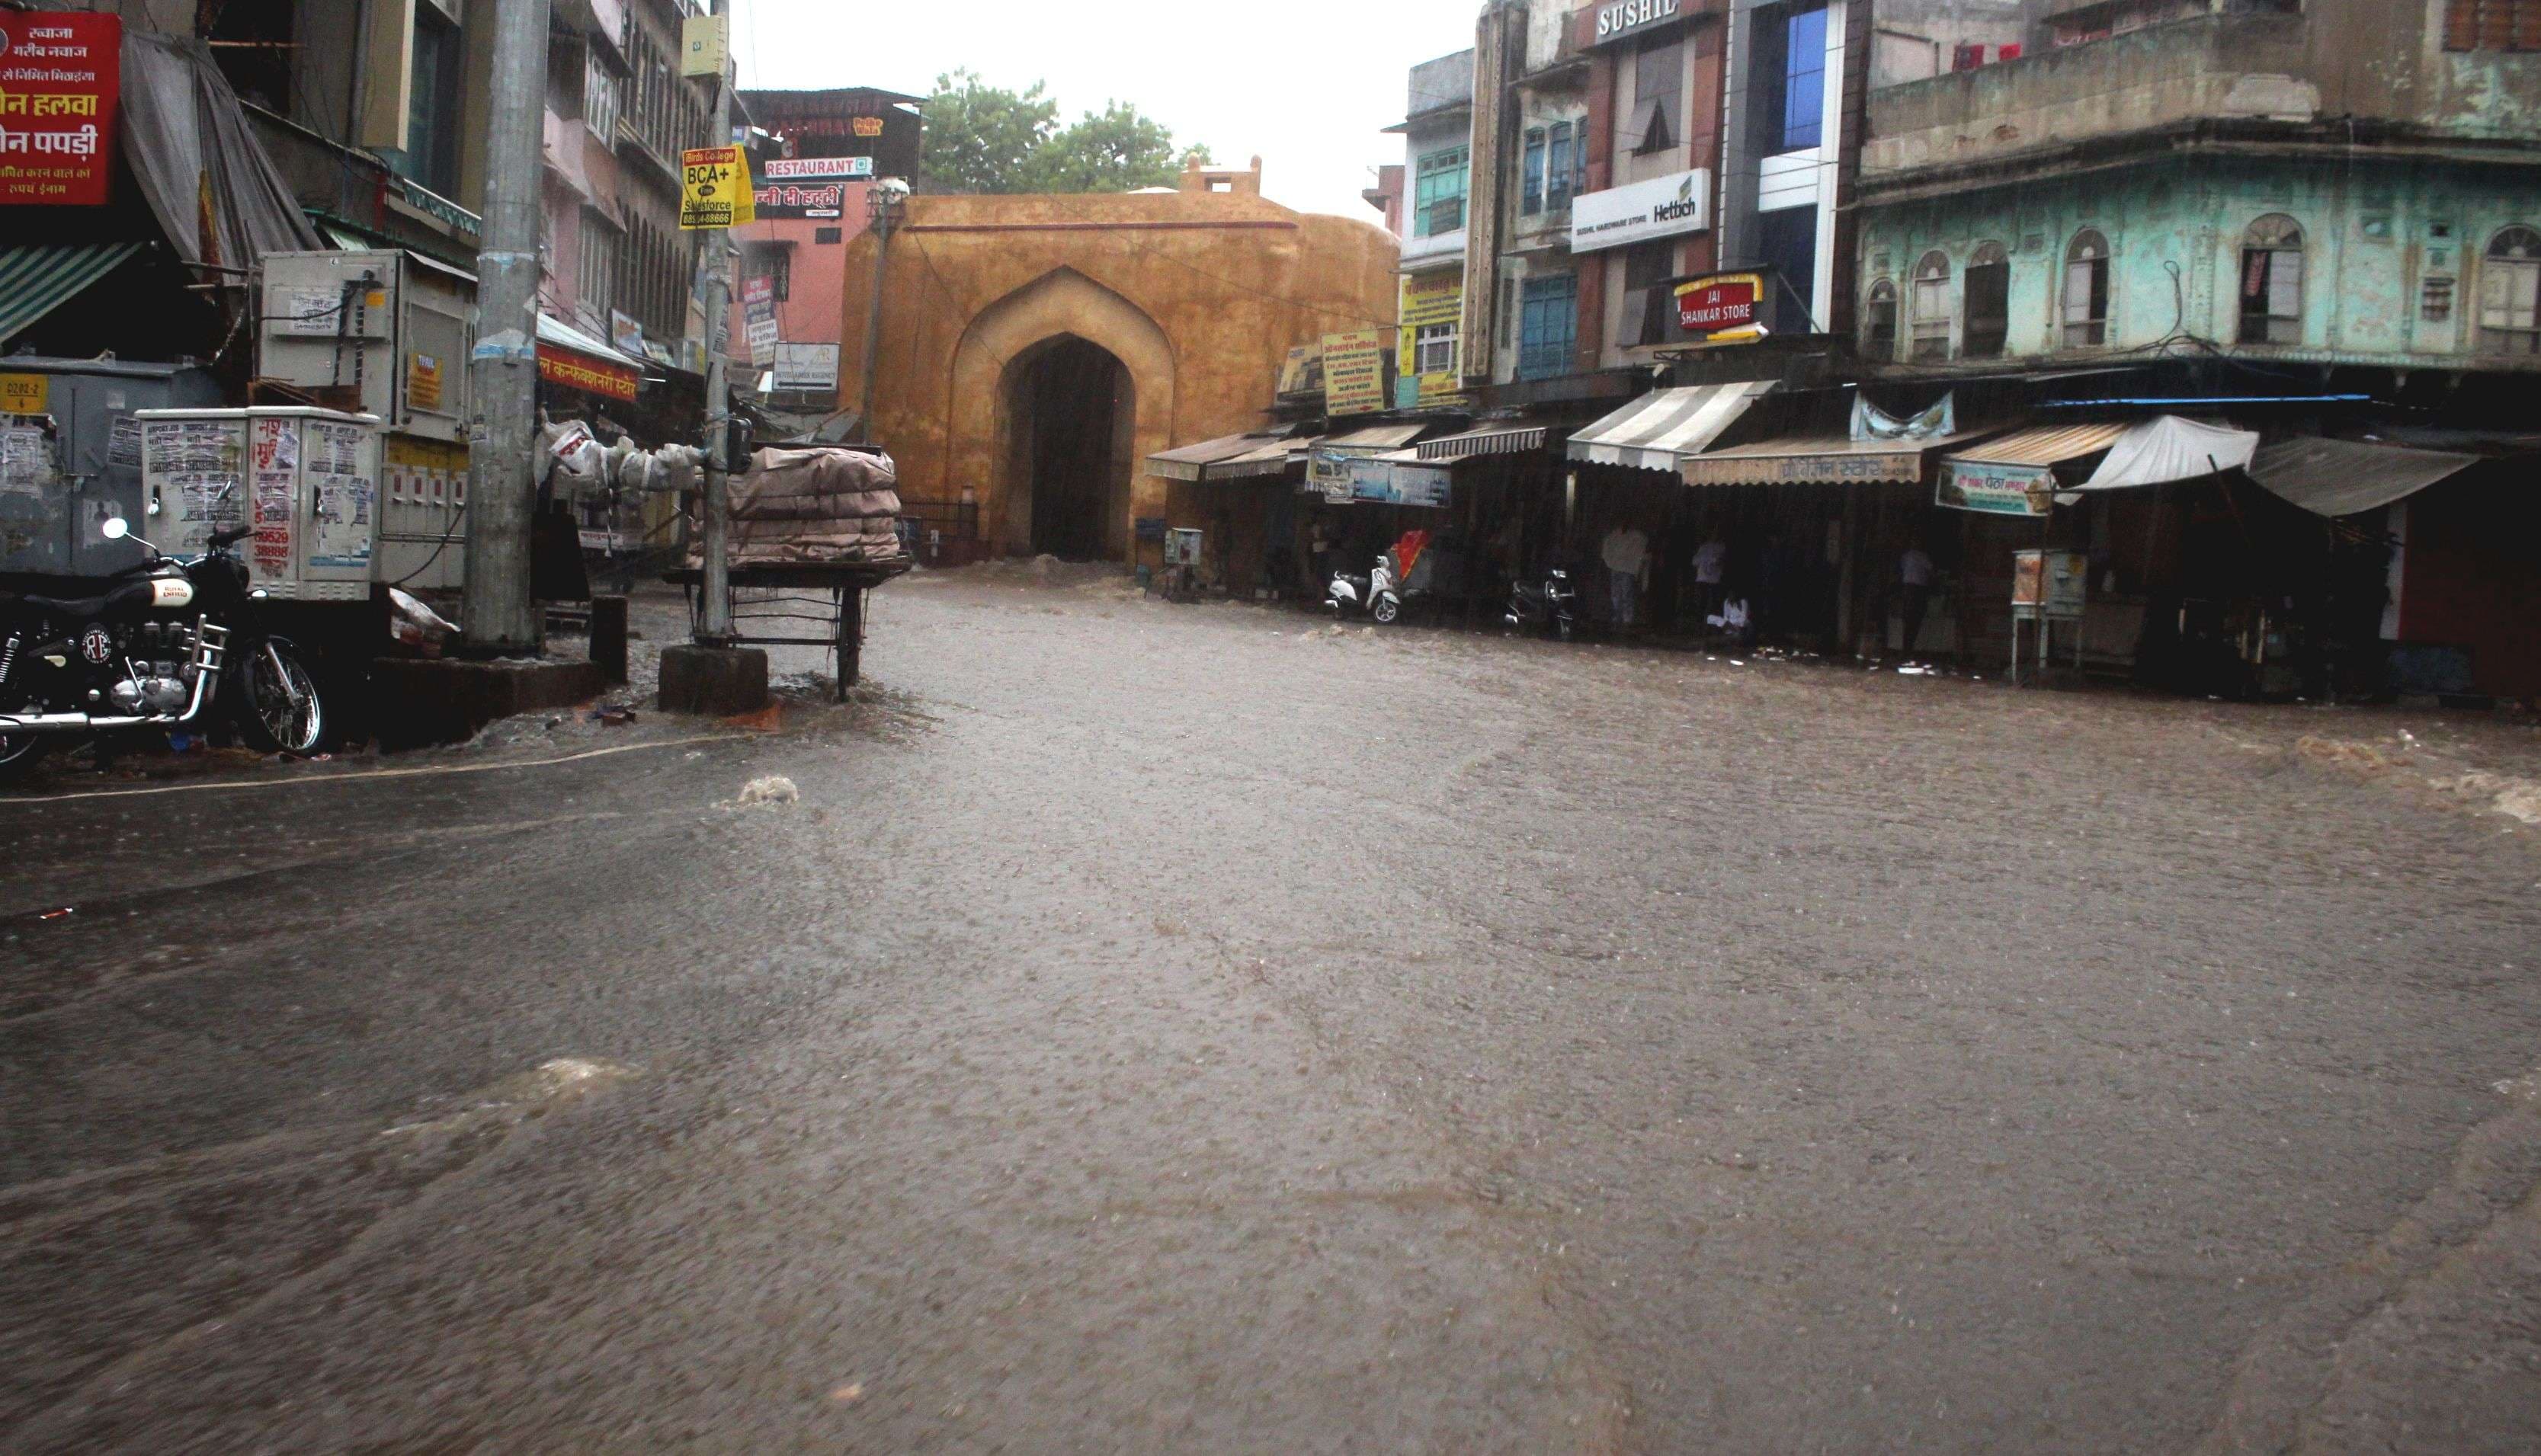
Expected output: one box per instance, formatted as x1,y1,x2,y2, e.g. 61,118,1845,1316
658,645,771,717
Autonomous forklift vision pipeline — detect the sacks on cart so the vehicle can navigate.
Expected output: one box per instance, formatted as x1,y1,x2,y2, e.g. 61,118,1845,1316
692,446,903,566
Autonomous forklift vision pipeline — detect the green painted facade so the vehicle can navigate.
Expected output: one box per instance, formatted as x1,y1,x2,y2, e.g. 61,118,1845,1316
1856,155,2541,370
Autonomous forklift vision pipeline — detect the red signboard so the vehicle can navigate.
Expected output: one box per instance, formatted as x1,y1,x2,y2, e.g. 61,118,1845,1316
539,346,642,403
1676,273,1761,338
0,12,120,207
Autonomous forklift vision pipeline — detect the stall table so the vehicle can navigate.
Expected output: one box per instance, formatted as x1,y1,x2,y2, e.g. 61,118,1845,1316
664,556,913,700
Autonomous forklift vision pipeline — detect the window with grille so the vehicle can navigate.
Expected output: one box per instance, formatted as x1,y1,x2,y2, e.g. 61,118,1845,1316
2063,231,2111,348
2446,0,2541,50
1522,130,1546,216
2238,215,2305,345
1864,279,1899,360
1963,242,2010,358
1415,322,1459,377
2479,226,2541,354
1910,251,1951,360
1415,148,1468,238
584,50,620,141
1548,122,1575,211
1518,274,1578,381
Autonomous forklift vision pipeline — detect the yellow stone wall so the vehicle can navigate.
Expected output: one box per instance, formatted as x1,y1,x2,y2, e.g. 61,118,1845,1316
834,187,1399,561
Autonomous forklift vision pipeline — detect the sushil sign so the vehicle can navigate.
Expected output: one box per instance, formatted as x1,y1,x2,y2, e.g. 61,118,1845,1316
1593,0,1683,45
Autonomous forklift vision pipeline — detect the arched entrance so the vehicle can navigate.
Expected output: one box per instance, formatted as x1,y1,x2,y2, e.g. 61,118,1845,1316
945,268,1178,564
1005,335,1134,561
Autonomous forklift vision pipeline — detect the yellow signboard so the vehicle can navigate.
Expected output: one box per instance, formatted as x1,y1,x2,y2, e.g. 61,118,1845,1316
680,15,728,78
0,373,48,417
1395,272,1466,407
1322,329,1389,417
680,146,755,230
407,353,444,412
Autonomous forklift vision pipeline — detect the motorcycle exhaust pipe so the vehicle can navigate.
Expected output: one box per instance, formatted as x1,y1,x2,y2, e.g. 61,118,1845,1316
0,624,227,737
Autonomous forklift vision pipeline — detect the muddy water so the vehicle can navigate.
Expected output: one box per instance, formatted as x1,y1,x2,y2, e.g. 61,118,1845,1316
5,565,2538,1451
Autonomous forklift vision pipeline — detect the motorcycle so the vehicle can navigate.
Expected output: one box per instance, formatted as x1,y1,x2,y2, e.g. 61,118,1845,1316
1504,566,1580,642
1326,553,1399,622
0,507,336,782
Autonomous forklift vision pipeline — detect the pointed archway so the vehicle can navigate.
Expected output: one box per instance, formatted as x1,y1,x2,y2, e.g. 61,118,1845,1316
945,268,1177,561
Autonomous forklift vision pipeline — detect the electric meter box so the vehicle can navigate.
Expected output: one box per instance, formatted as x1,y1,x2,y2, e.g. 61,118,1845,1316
258,250,475,443
2012,549,2088,621
136,408,383,602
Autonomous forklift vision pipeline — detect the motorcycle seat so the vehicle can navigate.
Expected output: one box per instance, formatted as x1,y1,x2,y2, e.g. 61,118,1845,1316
0,580,148,617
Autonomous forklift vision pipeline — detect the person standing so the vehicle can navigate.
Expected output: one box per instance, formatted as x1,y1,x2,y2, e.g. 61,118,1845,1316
1898,541,1937,661
1692,529,1730,632
1601,520,1651,631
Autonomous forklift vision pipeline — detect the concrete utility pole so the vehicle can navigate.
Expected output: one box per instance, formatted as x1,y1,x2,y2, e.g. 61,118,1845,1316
461,0,551,654
696,30,738,645
856,179,908,443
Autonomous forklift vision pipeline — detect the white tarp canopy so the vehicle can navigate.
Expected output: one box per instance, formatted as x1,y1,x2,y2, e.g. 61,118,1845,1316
2246,437,2482,518
2075,415,2260,491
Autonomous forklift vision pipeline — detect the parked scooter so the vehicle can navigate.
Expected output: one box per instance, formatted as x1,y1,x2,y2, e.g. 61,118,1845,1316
1504,566,1579,642
0,506,335,781
1325,554,1399,622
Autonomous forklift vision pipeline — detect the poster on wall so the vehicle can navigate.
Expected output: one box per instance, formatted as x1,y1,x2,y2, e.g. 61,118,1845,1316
0,13,120,207
1395,273,1466,408
1322,329,1389,417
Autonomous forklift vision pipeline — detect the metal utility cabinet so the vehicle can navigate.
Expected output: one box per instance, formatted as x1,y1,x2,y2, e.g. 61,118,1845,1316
258,250,473,591
136,408,384,602
0,357,226,578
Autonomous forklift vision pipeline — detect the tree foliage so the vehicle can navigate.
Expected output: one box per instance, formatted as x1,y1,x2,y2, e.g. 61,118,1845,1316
920,71,1211,195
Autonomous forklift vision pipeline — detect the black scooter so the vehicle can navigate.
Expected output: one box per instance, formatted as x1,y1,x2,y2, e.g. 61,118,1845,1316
1504,567,1579,642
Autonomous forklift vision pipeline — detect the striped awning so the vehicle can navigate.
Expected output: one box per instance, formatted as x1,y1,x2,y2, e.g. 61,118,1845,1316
1567,382,1779,472
1417,414,1559,461
1321,422,1429,451
1147,430,1301,483
1682,429,1995,488
0,242,146,350
1946,421,2132,468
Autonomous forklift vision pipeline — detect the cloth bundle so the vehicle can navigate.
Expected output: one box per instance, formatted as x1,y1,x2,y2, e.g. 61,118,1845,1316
700,446,903,566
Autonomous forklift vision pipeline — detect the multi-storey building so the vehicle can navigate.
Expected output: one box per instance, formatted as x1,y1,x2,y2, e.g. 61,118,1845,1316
1388,49,1477,408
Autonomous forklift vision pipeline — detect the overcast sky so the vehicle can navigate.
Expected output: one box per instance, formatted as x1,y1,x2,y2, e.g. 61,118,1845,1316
733,0,1482,222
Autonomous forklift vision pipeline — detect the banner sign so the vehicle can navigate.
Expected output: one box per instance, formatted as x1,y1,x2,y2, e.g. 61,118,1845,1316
1348,455,1451,508
1395,272,1466,408
680,146,754,229
1937,458,2052,517
0,13,120,207
1684,449,1927,488
1322,329,1389,417
773,342,839,391
540,345,641,402
1571,168,1709,254
751,181,849,219
742,275,778,370
1676,272,1762,340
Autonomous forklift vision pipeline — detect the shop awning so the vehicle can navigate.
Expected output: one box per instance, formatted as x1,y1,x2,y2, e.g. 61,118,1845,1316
1566,382,1778,472
1146,430,1299,483
1319,423,1430,452
1946,421,2133,469
1682,429,1994,488
537,312,647,402
1417,413,1562,462
2247,437,2480,518
0,242,146,348
2077,415,2259,491
538,312,646,370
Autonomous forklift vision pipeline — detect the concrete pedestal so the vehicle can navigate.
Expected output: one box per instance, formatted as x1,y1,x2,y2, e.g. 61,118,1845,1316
369,658,608,749
658,645,769,716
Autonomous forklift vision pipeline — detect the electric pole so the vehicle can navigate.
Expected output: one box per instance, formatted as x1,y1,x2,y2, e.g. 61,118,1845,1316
462,0,550,653
857,179,907,444
695,2,739,645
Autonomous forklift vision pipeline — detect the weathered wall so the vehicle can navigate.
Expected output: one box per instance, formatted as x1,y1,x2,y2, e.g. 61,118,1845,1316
1857,155,2541,366
836,191,1399,559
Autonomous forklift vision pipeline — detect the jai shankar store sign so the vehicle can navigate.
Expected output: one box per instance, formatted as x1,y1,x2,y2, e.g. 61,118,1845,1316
0,13,120,207
1675,272,1763,341
1571,168,1710,254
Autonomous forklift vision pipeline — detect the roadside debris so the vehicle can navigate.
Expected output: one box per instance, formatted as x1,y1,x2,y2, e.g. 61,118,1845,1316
732,775,800,809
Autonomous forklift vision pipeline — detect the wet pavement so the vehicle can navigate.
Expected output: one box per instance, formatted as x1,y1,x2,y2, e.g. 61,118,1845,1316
5,564,2540,1451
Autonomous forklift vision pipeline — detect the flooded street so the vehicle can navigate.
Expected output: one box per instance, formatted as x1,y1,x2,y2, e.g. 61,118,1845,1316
7,566,2540,1451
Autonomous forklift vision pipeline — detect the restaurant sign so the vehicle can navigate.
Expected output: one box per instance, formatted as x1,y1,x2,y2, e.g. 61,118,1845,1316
1675,272,1763,341
1937,459,2053,517
0,13,120,207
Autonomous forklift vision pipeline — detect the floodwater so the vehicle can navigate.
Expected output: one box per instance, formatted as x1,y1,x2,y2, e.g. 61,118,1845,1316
5,563,2539,1451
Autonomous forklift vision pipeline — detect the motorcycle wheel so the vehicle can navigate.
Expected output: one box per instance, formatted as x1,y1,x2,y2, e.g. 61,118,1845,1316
1371,594,1402,626
236,641,337,757
0,731,47,784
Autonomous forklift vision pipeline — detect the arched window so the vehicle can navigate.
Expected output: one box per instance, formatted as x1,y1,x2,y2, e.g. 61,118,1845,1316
1864,278,1899,360
1910,250,1952,361
2238,215,2305,345
2479,226,2541,356
2062,230,2111,348
1963,241,2011,358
